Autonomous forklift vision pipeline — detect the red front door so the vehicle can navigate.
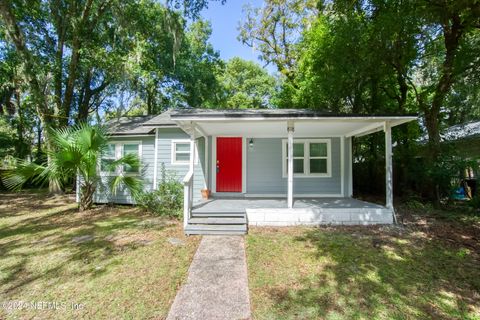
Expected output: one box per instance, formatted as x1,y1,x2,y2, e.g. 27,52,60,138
216,137,242,192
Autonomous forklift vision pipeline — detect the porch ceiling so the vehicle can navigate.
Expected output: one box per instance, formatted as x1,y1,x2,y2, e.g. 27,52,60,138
175,118,415,138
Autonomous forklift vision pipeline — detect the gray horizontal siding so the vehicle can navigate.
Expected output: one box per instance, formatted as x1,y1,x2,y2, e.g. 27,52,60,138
89,131,346,204
94,136,155,204
155,128,206,203
92,128,206,205
246,138,342,195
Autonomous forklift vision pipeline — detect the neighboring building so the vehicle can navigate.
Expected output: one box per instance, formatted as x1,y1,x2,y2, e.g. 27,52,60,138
443,120,480,196
84,109,416,235
441,120,480,158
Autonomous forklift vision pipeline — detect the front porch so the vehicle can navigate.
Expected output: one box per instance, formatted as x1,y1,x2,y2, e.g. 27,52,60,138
171,109,416,235
192,197,392,228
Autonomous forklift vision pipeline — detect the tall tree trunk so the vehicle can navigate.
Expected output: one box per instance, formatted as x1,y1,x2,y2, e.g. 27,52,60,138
61,0,94,126
14,89,28,159
36,123,42,159
420,14,463,206
77,69,109,123
0,2,61,193
423,14,462,151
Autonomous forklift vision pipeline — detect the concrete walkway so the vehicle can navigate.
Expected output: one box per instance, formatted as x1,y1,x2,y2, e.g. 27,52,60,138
167,236,251,320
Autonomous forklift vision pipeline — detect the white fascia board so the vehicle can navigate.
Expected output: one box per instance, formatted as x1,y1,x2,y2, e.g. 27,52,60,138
171,116,418,122
109,134,154,138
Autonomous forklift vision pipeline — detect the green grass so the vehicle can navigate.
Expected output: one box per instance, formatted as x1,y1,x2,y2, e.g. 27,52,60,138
0,191,200,319
247,226,480,320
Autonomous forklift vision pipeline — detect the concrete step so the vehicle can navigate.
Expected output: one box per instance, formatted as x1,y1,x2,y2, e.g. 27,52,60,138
185,223,247,235
189,217,247,225
191,211,246,218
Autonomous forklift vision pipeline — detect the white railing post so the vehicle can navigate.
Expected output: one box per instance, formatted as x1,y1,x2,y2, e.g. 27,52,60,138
287,121,294,208
183,127,196,231
183,180,190,229
189,134,195,205
153,128,159,190
384,121,393,210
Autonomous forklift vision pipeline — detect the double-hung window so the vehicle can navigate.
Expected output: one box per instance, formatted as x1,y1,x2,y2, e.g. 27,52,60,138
100,143,117,174
100,142,141,175
171,140,193,165
122,143,141,174
282,139,331,177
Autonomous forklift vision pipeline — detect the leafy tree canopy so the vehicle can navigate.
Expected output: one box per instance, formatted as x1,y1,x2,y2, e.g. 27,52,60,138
217,57,277,109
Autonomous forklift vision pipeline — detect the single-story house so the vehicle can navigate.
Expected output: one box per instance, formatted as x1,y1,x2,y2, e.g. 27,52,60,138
87,109,416,235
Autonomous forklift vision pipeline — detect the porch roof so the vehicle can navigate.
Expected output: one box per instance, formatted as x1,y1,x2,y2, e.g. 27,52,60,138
171,109,417,138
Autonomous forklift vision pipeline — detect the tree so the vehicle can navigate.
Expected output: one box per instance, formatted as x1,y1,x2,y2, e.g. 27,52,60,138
285,0,428,114
0,0,221,192
217,57,277,109
411,1,480,148
265,0,479,202
238,0,318,81
3,123,143,211
176,19,224,108
167,0,226,19
0,46,36,160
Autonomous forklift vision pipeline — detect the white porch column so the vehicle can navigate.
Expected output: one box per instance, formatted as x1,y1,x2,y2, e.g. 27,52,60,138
287,121,295,208
189,133,195,205
152,128,159,190
384,121,393,210
183,125,196,231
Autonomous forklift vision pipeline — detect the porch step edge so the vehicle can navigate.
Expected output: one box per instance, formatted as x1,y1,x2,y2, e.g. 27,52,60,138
185,223,247,235
191,212,246,217
189,217,247,225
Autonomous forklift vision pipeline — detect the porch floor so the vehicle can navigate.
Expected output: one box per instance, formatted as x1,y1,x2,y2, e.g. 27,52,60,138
192,197,385,213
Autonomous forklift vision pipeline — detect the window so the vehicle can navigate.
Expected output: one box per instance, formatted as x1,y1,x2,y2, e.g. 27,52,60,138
171,140,192,165
282,139,331,177
100,142,142,175
309,142,328,174
292,143,305,174
123,143,140,174
100,143,116,173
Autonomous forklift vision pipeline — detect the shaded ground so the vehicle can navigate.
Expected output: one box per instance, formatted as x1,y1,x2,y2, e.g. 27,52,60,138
247,202,480,319
0,190,200,319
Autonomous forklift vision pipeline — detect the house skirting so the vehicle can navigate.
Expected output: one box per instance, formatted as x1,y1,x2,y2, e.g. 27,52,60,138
246,207,394,226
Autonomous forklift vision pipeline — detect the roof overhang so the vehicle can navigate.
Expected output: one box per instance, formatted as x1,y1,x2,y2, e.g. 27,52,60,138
171,112,417,138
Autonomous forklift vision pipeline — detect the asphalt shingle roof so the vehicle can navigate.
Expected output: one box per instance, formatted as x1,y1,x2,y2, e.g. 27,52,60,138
442,120,480,141
106,115,156,135
142,109,177,126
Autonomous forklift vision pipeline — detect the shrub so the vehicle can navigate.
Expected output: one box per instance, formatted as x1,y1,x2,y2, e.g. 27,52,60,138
469,196,480,210
135,166,183,217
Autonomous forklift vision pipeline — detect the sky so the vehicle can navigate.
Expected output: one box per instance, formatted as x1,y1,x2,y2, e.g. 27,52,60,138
200,0,277,74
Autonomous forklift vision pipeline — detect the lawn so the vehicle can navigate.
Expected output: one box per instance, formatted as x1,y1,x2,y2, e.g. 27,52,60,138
246,203,480,320
0,191,200,320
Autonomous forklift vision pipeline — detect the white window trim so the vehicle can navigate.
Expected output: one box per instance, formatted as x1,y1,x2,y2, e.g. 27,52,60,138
281,139,332,178
100,141,142,176
171,139,198,165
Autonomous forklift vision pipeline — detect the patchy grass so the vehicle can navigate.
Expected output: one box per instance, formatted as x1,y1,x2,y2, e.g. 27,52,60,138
0,191,200,320
247,220,480,319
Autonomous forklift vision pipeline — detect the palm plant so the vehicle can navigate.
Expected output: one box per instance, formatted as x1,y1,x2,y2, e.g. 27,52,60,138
2,123,143,211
